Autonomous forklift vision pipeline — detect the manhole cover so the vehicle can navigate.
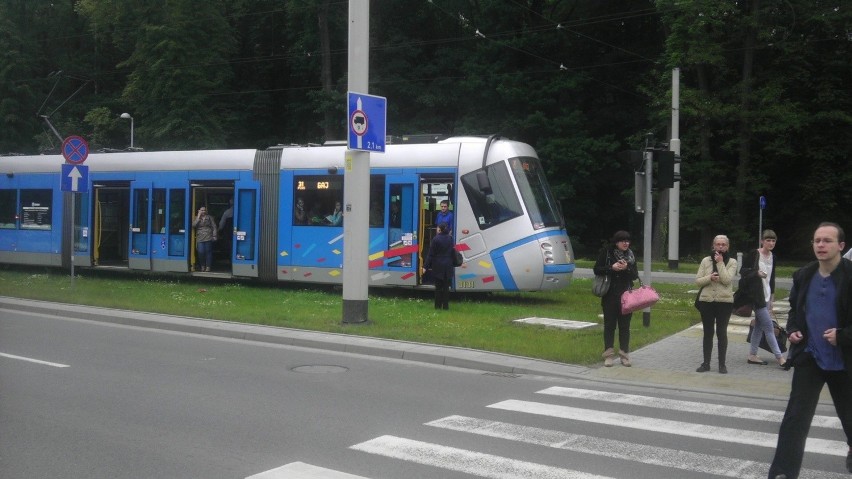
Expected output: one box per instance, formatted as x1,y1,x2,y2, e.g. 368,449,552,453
291,365,349,374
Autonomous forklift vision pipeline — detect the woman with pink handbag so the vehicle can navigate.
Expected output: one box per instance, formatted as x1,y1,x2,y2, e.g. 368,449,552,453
593,230,639,367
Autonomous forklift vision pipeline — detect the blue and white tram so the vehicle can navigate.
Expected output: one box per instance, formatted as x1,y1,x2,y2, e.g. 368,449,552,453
0,136,574,291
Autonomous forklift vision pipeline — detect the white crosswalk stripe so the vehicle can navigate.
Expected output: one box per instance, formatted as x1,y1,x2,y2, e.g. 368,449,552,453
537,386,842,430
425,415,847,479
264,386,848,478
350,435,614,479
488,399,847,457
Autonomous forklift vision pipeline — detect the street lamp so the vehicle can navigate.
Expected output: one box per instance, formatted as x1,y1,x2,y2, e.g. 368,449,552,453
120,112,134,149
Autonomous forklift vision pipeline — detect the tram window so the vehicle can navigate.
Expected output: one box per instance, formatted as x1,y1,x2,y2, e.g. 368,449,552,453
0,190,15,228
461,163,522,230
169,189,185,234
509,157,562,230
152,189,166,233
293,175,343,226
19,189,52,230
134,189,149,233
369,175,385,227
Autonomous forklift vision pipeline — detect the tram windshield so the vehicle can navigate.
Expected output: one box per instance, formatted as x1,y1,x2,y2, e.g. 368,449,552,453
461,162,523,230
508,156,563,230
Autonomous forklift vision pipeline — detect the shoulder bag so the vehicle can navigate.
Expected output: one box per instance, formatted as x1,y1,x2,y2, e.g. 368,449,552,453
592,250,612,297
453,248,464,267
621,281,660,314
592,274,611,297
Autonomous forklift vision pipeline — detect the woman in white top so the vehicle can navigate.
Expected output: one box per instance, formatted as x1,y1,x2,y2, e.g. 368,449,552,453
741,229,784,366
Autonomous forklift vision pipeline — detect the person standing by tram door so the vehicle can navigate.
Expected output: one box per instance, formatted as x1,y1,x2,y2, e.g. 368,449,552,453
435,200,454,235
193,206,217,272
593,230,639,367
768,222,852,479
423,222,454,310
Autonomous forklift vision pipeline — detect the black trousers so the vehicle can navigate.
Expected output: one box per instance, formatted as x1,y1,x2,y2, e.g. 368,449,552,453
602,291,631,352
768,356,852,479
696,301,732,366
434,278,449,310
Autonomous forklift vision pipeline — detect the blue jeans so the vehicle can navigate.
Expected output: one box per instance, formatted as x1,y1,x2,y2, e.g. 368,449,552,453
197,240,213,269
749,306,783,358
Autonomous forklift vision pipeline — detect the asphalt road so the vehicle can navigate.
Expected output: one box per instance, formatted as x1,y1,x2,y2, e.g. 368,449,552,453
2,307,848,478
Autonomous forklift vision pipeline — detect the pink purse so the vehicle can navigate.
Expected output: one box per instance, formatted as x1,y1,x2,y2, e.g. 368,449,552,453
621,283,660,314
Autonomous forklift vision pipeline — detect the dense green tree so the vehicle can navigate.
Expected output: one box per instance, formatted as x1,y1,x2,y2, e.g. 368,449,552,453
1,0,848,259
78,0,237,149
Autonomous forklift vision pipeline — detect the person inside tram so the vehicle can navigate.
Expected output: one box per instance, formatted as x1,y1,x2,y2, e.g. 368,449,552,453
294,197,308,225
326,200,343,226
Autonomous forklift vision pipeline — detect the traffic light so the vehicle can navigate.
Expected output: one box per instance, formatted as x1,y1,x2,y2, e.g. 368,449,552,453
655,150,681,189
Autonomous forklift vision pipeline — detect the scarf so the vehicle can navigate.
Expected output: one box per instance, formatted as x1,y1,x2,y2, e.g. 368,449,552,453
710,251,731,273
612,247,635,265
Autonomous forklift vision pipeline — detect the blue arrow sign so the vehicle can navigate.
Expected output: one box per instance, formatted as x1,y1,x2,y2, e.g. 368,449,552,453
61,164,89,193
347,92,386,153
759,195,766,210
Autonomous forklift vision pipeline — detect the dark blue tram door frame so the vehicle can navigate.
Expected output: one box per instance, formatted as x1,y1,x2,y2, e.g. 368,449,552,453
188,181,259,277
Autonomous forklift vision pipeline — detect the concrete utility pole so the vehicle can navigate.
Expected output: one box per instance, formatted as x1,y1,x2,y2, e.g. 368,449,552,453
342,0,370,323
668,68,681,269
642,133,654,327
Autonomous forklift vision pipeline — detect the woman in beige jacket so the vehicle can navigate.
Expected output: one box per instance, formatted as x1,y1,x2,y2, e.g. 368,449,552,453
694,235,737,374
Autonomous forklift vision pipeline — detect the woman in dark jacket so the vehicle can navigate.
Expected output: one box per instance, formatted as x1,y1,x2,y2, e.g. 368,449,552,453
424,222,455,310
593,230,639,367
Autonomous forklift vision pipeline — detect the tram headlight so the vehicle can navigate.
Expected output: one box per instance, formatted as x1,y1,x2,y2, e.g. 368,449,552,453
541,242,555,263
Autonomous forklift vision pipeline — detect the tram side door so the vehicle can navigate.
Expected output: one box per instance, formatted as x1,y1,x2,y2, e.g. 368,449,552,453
159,185,189,272
387,180,417,273
231,179,260,277
128,181,152,270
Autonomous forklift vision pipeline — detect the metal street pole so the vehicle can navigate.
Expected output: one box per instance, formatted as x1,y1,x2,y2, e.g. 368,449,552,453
667,67,681,270
643,134,654,327
342,0,370,323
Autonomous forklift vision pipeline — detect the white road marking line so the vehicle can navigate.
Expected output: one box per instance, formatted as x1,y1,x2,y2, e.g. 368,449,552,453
538,386,841,430
426,415,844,479
0,352,69,368
351,435,613,479
488,399,847,457
245,461,371,478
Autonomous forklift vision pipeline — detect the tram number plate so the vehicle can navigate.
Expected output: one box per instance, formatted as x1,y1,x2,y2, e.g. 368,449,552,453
457,280,475,289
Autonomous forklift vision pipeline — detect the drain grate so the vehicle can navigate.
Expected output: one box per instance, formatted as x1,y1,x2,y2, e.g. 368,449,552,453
482,372,522,378
291,365,349,374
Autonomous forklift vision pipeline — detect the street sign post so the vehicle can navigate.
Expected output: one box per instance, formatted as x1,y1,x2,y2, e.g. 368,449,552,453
61,164,89,193
62,135,89,164
347,91,386,153
61,135,89,282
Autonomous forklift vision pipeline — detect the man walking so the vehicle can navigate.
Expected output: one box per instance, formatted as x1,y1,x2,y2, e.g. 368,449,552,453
769,222,852,478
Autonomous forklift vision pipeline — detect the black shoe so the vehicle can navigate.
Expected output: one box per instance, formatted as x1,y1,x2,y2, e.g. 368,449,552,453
696,363,710,373
747,359,768,365
718,365,728,374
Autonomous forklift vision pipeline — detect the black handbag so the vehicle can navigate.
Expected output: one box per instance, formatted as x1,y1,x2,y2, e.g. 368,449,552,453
746,319,788,353
592,274,611,297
